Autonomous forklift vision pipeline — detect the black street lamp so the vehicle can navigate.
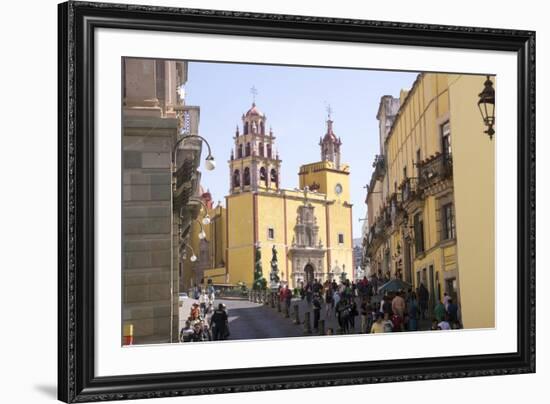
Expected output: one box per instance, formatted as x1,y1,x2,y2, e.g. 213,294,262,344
478,75,495,140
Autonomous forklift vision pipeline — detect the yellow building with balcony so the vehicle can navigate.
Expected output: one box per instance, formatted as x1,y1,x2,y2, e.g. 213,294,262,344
183,103,354,290
364,73,495,329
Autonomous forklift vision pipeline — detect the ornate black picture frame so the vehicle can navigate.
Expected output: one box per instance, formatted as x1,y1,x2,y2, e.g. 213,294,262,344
58,1,535,402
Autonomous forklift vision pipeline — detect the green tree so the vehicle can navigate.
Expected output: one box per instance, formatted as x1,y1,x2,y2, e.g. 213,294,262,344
253,245,267,290
269,245,280,287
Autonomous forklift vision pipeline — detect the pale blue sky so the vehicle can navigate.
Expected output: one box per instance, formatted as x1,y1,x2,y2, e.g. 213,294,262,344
185,61,418,238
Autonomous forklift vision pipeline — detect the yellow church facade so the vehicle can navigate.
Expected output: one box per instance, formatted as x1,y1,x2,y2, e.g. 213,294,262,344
183,102,354,290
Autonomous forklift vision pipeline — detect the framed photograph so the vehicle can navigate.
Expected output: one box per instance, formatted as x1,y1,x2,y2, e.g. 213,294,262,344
58,1,535,402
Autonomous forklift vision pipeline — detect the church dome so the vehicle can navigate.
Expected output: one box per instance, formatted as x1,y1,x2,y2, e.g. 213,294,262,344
322,120,341,145
323,130,338,143
245,102,264,118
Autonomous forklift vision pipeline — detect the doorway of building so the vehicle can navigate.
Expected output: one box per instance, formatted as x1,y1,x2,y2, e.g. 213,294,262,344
304,264,314,284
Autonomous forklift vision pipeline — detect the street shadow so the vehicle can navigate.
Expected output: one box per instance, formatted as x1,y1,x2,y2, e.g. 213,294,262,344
225,303,303,341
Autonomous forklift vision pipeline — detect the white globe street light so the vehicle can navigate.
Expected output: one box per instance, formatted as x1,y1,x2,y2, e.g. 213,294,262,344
205,155,216,171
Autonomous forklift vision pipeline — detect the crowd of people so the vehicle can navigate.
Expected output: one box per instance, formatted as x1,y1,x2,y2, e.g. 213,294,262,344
278,276,462,334
180,275,462,342
180,284,230,343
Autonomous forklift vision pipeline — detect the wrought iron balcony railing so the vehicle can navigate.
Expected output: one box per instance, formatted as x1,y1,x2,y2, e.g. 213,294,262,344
372,154,386,180
400,177,419,204
418,153,453,188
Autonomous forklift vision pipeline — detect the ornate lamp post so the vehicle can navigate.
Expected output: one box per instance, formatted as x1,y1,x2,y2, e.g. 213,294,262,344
193,219,207,240
478,75,495,140
180,242,197,263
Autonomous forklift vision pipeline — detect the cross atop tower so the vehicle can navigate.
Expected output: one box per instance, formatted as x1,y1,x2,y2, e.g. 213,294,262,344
250,85,258,104
326,104,333,120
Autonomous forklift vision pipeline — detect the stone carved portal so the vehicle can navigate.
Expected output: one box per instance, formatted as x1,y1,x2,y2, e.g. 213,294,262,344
304,264,314,284
289,203,326,287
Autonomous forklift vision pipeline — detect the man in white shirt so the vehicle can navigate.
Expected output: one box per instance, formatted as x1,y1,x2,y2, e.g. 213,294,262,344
199,292,209,318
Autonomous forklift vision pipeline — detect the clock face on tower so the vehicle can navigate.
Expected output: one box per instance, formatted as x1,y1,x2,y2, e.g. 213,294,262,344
335,183,343,195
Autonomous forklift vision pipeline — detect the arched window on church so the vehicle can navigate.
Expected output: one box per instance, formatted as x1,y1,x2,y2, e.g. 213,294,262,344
259,167,267,186
267,144,272,158
233,169,241,188
270,168,278,186
260,121,265,135
244,122,249,135
259,143,264,157
245,142,251,157
243,167,251,186
237,144,243,158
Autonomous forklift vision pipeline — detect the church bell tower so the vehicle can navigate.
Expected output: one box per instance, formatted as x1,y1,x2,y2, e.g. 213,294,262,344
229,98,282,194
319,112,342,169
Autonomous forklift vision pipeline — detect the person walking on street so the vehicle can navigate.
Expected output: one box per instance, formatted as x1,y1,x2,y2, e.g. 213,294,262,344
190,303,201,322
349,298,358,332
446,298,459,323
360,298,369,333
312,294,322,331
305,282,313,306
434,299,446,323
443,292,451,311
336,298,351,334
199,291,209,318
325,287,334,319
418,283,429,320
382,312,394,333
190,322,206,342
407,292,419,331
391,311,404,331
210,303,229,341
299,281,305,300
179,320,193,342
333,290,341,318
392,291,406,318
284,285,292,313
370,312,386,333
201,321,212,341
382,295,393,316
